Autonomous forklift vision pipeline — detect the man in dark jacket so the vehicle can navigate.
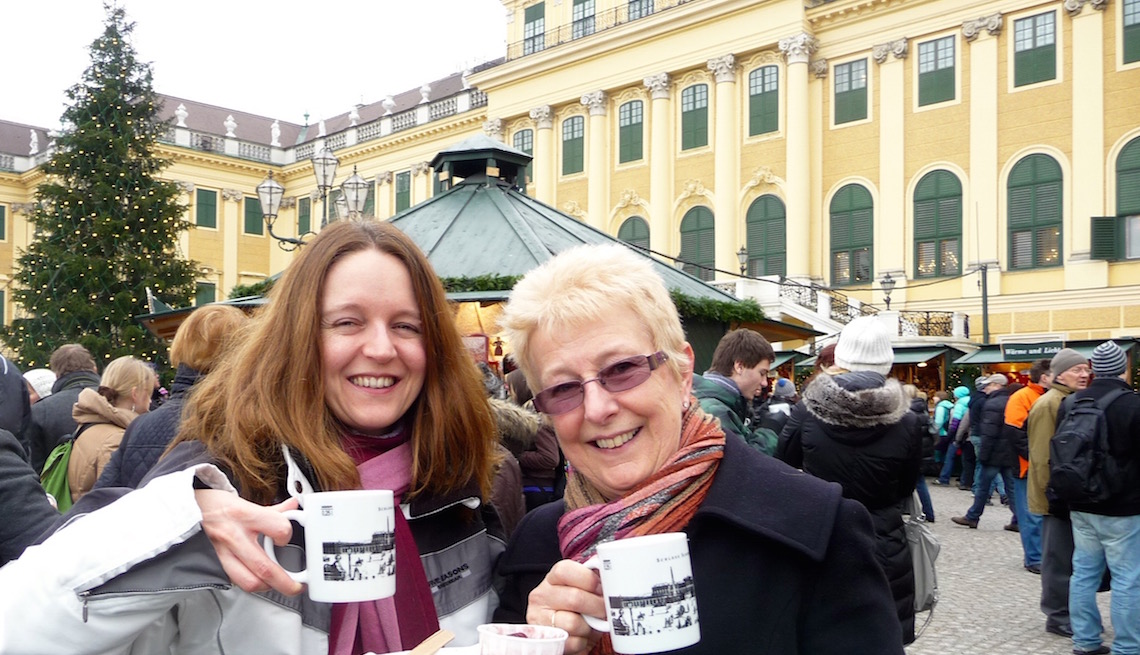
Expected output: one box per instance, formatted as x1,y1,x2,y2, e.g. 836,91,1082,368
953,374,1018,529
25,344,100,473
1061,341,1140,655
0,356,32,460
959,375,989,490
692,328,779,456
0,428,58,566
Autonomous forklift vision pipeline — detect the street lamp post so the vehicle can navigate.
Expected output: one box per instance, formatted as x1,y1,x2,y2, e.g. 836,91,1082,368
736,246,748,276
881,272,897,310
257,148,373,250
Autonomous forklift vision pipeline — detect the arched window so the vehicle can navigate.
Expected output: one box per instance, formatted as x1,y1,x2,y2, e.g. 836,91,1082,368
830,184,873,285
1008,154,1062,269
679,206,715,280
914,170,962,278
618,216,650,251
745,195,785,276
562,116,584,175
1092,136,1140,260
748,66,778,135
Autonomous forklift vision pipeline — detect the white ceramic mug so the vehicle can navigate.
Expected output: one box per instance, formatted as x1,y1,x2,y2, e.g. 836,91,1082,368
263,489,397,602
580,532,700,654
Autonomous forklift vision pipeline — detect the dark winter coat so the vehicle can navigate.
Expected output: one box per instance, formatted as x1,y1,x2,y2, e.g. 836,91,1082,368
489,398,537,538
494,433,906,654
93,364,202,491
692,372,778,456
777,371,921,644
0,357,31,459
0,428,58,567
967,389,987,437
1059,377,1140,517
977,386,1018,467
26,370,100,473
910,398,934,462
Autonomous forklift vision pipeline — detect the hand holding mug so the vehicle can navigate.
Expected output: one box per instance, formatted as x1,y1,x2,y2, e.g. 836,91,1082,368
196,488,303,595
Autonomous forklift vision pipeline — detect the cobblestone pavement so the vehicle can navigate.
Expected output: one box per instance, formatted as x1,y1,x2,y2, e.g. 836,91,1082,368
905,480,1116,655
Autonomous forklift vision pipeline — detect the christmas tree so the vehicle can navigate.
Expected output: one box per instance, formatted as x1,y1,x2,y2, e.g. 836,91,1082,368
1,3,197,369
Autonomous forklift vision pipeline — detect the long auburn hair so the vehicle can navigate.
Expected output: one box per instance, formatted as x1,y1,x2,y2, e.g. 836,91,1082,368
172,220,496,504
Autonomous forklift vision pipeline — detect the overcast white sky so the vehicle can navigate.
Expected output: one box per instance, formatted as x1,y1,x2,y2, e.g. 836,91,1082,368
4,0,507,129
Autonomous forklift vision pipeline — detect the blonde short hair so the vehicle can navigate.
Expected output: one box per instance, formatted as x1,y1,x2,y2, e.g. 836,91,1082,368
500,243,688,391
98,356,154,406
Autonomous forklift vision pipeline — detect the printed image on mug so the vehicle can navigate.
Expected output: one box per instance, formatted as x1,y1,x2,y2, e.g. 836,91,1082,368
583,532,700,654
318,504,396,583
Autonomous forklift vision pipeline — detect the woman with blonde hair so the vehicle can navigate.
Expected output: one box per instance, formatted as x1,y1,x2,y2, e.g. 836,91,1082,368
493,243,902,655
0,220,500,655
66,355,154,502
94,303,250,490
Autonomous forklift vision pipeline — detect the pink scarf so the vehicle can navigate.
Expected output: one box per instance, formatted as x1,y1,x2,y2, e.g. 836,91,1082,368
328,442,439,655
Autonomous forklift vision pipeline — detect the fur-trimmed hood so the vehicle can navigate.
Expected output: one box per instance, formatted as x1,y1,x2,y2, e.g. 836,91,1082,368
803,372,909,430
489,398,539,456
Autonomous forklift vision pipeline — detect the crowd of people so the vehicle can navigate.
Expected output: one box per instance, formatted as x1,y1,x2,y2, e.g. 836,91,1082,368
0,219,1135,655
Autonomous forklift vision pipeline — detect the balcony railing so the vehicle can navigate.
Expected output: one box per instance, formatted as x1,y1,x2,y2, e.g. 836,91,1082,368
0,154,14,172
899,311,954,337
779,279,817,312
506,0,692,60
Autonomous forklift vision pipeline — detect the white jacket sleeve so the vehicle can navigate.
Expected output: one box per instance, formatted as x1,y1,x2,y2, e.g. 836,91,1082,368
0,464,236,654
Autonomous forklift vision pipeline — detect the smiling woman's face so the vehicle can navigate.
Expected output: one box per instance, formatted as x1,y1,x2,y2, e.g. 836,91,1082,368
319,248,426,435
528,307,692,500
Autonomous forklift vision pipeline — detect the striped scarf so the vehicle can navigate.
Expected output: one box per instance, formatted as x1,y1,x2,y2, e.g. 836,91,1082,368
557,399,724,654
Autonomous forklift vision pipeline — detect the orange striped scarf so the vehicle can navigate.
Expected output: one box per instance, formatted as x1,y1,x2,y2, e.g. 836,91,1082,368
557,399,724,655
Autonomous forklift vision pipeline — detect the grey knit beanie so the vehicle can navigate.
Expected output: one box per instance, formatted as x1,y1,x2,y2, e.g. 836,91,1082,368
1050,348,1088,378
974,375,988,391
1090,341,1127,377
773,377,797,399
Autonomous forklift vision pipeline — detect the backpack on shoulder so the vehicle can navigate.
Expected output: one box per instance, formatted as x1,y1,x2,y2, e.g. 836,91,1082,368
1048,389,1129,504
39,424,92,513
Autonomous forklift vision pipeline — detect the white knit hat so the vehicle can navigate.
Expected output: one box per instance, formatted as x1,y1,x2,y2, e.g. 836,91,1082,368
24,368,55,400
834,316,894,376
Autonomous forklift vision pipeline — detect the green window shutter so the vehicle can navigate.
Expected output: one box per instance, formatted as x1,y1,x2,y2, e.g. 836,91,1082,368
244,197,264,235
196,189,217,228
0,205,6,240
681,85,708,150
396,171,411,212
513,129,535,186
745,195,786,276
748,67,778,135
834,60,868,124
918,37,955,106
619,101,643,163
524,3,545,54
562,117,584,175
0,290,5,325
1014,14,1056,86
1090,217,1123,261
1008,154,1063,269
914,170,962,277
1126,23,1140,65
362,183,376,215
830,184,873,285
680,207,715,280
195,282,216,307
1117,137,1140,215
618,217,650,250
297,196,311,235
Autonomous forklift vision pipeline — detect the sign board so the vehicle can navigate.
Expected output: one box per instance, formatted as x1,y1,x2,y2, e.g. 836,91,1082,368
1000,341,1063,359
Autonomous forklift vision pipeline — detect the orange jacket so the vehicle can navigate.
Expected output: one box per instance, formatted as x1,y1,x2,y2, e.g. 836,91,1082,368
1005,382,1046,477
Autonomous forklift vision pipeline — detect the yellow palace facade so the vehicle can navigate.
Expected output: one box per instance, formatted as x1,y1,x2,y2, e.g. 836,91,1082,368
1,0,1139,346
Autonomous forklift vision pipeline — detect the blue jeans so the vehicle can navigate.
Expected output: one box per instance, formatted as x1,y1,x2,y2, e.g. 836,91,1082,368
969,436,1006,498
915,474,934,520
937,441,956,484
965,464,1016,522
1013,476,1042,566
1070,511,1140,654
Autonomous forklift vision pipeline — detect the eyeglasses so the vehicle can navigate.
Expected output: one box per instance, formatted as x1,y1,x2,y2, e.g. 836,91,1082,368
532,351,668,415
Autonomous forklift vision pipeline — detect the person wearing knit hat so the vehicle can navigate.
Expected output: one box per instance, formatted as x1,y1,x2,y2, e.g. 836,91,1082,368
1090,341,1128,377
23,369,55,404
1026,347,1089,638
1063,339,1140,654
833,316,894,376
975,375,989,391
1050,348,1088,381
778,316,920,643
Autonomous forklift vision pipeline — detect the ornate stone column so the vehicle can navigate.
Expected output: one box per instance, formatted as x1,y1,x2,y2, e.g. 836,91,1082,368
962,14,1002,289
375,171,393,220
778,33,818,281
580,91,609,230
1066,0,1108,288
483,118,504,142
873,39,908,296
643,73,673,255
708,55,740,276
530,106,555,203
412,161,432,204
221,189,244,294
